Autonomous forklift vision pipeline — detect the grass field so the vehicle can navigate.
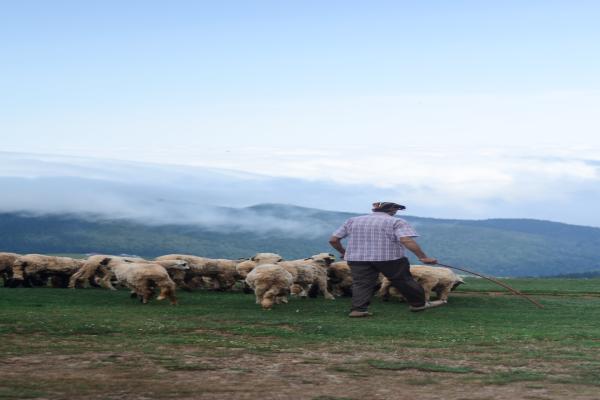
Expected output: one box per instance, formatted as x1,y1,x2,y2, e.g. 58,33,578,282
1,278,600,400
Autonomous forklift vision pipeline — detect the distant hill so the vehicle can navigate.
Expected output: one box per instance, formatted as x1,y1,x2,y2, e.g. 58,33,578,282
1,204,600,277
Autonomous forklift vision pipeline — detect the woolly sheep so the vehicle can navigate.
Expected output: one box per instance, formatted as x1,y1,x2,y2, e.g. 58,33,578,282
156,254,245,291
306,253,336,268
69,255,188,290
277,259,335,300
235,253,284,279
110,261,181,305
326,261,353,297
9,254,85,288
0,252,20,286
69,255,145,289
154,254,213,289
378,265,464,302
245,263,293,309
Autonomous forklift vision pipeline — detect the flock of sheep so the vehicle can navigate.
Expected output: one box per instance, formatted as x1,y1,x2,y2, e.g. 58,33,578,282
0,251,463,309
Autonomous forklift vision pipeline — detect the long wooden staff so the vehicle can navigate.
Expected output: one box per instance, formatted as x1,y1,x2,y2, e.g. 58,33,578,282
435,262,544,309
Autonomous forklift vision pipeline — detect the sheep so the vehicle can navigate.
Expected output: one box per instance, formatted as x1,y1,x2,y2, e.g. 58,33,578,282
378,265,464,302
307,253,337,268
199,258,244,291
245,264,294,309
235,253,284,279
156,254,246,291
110,261,181,305
326,261,353,297
277,258,335,300
236,253,334,299
154,254,212,289
69,255,188,290
0,252,20,286
9,254,85,288
68,255,145,289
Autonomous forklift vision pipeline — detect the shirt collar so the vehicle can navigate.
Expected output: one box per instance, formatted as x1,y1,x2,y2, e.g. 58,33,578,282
372,212,392,216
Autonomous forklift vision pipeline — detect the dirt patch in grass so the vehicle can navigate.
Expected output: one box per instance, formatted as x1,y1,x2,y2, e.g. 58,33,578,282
1,345,599,400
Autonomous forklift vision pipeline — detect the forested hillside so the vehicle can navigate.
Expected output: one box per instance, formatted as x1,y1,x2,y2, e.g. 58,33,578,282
1,204,599,277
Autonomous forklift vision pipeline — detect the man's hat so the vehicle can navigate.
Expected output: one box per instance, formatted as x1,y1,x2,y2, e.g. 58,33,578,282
372,202,406,212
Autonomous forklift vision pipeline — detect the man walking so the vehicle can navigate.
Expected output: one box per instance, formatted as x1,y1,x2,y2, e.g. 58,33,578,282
329,202,445,317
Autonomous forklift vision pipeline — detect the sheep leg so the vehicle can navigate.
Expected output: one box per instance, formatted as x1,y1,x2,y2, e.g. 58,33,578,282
99,274,117,290
26,272,47,287
242,282,254,294
165,284,178,305
420,283,435,302
156,278,178,305
377,279,391,301
138,281,151,304
436,285,452,302
8,262,26,287
261,286,281,309
317,275,335,300
299,284,310,298
254,284,268,304
68,270,84,288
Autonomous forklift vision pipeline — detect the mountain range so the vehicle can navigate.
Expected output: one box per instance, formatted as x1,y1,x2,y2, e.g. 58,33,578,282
2,203,600,277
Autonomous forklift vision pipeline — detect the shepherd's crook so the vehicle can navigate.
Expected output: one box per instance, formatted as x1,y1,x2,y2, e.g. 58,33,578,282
435,262,544,309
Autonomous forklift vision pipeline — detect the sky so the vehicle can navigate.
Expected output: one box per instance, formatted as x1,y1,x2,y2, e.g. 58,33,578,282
1,1,600,226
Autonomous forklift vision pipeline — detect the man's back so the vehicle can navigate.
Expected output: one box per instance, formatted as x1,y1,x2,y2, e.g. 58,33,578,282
332,212,418,261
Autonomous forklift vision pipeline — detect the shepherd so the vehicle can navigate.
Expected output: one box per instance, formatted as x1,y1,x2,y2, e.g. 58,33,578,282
329,202,445,317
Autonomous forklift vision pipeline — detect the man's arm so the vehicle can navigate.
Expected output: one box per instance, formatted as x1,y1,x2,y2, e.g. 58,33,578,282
328,236,346,259
399,237,437,264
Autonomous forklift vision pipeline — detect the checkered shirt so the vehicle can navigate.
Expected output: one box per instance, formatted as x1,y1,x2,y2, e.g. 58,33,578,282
332,212,419,261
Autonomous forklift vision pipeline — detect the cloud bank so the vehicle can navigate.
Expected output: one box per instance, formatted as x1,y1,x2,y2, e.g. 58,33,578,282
1,148,600,228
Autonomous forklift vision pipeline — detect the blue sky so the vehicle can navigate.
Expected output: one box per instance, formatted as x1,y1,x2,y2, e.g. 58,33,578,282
1,1,600,226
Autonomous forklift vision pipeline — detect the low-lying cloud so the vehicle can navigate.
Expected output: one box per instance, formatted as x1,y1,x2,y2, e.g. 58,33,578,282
0,152,381,236
1,148,600,228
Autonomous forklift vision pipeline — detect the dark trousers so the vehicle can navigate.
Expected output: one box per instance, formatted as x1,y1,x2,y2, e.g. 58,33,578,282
348,258,425,311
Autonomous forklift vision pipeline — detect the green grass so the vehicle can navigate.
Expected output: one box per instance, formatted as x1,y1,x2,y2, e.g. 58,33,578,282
457,277,600,295
2,282,600,351
1,278,600,398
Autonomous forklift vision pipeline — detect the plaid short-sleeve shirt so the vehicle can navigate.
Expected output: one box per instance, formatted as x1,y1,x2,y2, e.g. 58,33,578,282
332,212,418,261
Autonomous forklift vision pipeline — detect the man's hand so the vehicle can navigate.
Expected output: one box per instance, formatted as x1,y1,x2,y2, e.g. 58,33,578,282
399,237,437,265
328,236,346,260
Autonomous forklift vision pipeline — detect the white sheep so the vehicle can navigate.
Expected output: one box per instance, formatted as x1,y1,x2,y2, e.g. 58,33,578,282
379,265,464,302
69,255,188,290
278,258,335,300
110,261,181,304
245,263,293,309
326,261,353,297
235,253,284,279
306,253,337,268
69,255,145,289
155,254,246,291
10,254,85,288
0,252,20,286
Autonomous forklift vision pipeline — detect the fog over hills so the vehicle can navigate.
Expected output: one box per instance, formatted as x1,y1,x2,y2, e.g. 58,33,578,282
2,203,600,278
2,151,600,277
2,150,600,228
0,151,401,227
